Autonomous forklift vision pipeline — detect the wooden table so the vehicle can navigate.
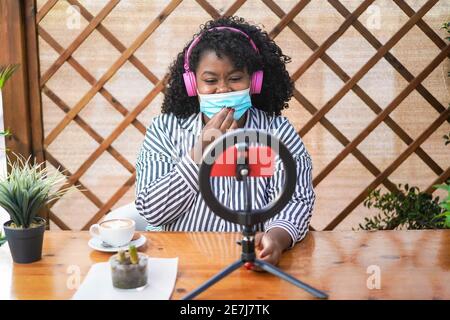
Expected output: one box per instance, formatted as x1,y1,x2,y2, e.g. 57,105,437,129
0,230,449,300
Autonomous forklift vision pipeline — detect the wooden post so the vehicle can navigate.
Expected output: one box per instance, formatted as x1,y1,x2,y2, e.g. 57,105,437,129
0,0,47,223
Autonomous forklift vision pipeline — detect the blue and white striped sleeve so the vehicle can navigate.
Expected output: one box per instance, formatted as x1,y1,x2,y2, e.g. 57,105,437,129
135,115,199,227
264,119,315,247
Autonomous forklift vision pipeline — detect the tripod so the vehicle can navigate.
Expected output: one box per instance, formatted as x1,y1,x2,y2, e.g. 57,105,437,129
182,224,328,299
183,143,328,300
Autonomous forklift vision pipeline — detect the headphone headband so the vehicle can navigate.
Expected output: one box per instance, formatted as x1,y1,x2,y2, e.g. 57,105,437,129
183,27,260,72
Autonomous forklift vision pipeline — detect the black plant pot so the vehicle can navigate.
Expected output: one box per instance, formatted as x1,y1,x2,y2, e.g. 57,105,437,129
3,217,46,264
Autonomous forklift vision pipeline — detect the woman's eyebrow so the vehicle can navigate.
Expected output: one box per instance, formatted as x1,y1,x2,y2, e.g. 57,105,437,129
228,69,244,75
201,71,218,76
201,69,243,76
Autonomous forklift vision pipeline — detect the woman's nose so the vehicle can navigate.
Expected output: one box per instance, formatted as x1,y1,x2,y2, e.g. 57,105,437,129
215,81,232,94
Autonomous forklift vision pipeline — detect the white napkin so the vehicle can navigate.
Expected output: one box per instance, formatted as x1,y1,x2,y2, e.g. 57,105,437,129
72,257,178,300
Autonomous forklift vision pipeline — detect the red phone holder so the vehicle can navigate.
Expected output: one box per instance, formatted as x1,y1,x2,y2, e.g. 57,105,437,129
210,146,275,177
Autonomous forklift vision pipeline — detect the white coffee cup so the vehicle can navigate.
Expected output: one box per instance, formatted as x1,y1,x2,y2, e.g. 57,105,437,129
89,218,136,247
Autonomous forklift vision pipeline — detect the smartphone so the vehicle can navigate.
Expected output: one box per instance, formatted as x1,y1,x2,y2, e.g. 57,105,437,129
210,146,275,177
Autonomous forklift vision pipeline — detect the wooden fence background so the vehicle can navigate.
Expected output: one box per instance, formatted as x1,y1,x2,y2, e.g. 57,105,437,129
1,0,449,231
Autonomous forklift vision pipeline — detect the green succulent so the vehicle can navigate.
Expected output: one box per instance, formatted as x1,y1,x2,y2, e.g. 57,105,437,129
116,245,140,265
0,154,75,228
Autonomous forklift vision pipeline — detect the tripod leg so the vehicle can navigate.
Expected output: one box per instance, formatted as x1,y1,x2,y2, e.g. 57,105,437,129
182,260,244,300
253,259,328,299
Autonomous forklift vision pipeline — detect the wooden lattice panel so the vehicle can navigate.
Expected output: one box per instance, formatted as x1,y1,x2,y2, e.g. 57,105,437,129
34,0,450,230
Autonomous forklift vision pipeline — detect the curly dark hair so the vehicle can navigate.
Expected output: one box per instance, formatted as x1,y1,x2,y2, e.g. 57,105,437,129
161,16,294,118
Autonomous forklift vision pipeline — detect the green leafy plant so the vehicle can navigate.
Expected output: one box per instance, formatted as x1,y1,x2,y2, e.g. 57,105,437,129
443,22,450,77
444,132,450,146
0,128,11,137
360,184,447,230
0,64,19,90
433,183,450,228
0,64,18,138
0,230,6,246
0,155,75,229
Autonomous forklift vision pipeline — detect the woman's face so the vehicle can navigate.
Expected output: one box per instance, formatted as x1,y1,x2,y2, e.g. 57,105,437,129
195,50,250,94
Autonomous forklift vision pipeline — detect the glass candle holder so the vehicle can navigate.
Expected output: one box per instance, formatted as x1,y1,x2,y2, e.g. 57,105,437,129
110,252,148,290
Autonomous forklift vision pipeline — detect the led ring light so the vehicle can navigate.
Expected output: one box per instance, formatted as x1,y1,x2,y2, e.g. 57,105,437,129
198,129,297,226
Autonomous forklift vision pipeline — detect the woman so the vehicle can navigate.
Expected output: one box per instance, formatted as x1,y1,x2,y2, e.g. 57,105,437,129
136,16,315,268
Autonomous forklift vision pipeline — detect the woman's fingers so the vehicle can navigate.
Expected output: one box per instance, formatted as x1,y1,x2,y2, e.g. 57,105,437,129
219,108,235,131
255,232,264,250
229,120,239,130
208,107,230,128
196,108,238,161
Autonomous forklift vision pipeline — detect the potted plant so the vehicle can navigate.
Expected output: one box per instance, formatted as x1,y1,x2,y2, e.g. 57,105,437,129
110,245,148,290
0,155,74,263
359,184,449,230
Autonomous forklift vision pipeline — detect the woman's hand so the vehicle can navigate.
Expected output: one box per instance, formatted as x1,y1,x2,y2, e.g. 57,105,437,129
250,227,293,271
189,108,238,163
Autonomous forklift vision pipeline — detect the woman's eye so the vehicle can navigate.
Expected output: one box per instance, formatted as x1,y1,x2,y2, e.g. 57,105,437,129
204,79,217,84
230,77,242,81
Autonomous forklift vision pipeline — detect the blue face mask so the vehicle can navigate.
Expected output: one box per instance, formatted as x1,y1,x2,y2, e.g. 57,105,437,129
198,88,252,121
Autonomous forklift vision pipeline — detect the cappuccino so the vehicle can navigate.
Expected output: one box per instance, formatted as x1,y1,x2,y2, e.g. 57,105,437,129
101,219,133,229
90,218,136,247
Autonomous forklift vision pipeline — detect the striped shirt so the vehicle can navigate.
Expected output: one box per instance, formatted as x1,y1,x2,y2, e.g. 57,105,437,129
135,107,315,246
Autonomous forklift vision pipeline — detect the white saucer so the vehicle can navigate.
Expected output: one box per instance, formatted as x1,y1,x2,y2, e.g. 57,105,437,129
88,234,147,253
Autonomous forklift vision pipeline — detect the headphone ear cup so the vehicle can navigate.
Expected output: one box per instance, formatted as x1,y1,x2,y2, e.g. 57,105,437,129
250,71,264,94
183,71,198,96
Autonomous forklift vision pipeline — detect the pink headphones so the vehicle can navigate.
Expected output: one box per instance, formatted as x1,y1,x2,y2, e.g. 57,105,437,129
183,26,264,97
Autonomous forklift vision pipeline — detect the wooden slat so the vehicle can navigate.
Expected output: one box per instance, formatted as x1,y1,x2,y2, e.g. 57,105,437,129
44,0,182,147
330,0,447,116
44,151,104,210
40,0,120,86
23,0,48,224
314,44,450,189
62,80,165,191
290,0,375,81
35,0,57,23
293,89,399,193
268,0,310,39
25,0,45,165
48,209,70,230
0,0,33,160
66,0,160,86
82,173,136,230
426,167,450,194
195,0,221,19
191,0,247,20
223,0,247,17
264,0,442,183
393,0,447,50
311,0,444,178
42,86,135,174
325,106,450,230
47,79,165,211
264,0,442,185
38,27,147,135
299,0,439,137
